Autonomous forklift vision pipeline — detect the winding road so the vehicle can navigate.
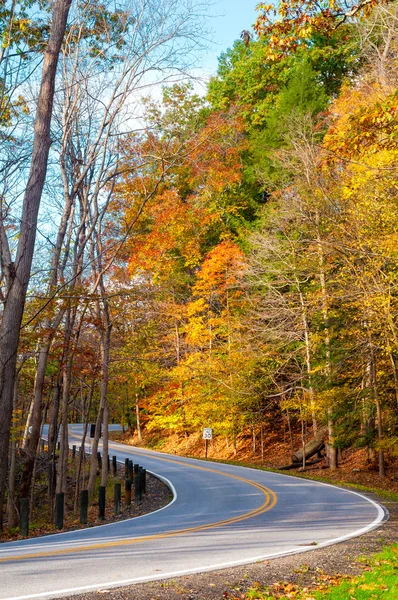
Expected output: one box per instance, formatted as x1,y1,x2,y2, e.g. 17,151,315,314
0,425,386,600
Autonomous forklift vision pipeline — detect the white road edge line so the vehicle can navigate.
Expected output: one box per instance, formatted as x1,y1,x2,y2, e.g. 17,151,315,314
2,480,387,600
0,464,177,553
7,433,386,600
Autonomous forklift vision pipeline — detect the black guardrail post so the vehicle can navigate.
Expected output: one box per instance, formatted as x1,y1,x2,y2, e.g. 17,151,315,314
80,489,88,524
20,498,29,537
98,485,106,520
55,492,64,529
114,483,121,515
125,479,132,507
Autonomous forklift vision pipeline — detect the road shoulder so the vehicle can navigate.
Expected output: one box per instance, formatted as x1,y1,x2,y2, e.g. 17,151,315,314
63,490,396,600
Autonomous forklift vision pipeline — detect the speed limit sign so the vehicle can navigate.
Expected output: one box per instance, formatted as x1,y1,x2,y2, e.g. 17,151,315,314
203,428,213,440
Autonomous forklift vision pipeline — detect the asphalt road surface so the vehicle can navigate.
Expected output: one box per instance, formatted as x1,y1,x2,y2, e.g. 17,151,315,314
0,425,386,600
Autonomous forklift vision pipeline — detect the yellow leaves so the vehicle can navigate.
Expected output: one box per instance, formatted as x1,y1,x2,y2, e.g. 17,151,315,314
18,18,31,32
324,84,398,162
187,298,206,318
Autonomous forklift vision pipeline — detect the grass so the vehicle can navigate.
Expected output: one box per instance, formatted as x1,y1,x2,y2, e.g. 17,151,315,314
315,545,398,599
243,544,398,599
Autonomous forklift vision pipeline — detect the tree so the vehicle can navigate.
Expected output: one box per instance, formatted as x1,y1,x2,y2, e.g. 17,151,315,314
255,0,384,57
0,0,72,531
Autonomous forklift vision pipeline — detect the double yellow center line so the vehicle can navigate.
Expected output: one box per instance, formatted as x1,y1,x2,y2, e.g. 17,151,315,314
0,453,277,563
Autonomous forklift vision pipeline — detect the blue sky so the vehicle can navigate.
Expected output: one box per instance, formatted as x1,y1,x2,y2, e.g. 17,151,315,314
200,0,260,75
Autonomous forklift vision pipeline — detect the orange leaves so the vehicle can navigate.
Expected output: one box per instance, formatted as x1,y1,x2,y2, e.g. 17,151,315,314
186,241,247,349
188,110,248,194
192,241,246,299
126,189,205,279
255,0,383,60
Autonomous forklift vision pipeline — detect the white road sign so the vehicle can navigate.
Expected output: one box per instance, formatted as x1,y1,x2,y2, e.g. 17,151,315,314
203,428,213,440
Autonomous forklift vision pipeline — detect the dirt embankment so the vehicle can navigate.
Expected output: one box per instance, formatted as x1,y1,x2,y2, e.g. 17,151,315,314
110,429,398,499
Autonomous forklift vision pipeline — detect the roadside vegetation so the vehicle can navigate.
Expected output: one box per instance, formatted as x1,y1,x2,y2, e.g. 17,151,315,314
0,448,170,542
243,545,398,599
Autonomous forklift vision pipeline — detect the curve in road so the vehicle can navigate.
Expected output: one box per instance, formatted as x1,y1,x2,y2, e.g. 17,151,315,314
0,426,387,600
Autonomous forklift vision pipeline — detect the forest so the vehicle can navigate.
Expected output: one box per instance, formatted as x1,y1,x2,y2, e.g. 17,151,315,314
0,0,398,532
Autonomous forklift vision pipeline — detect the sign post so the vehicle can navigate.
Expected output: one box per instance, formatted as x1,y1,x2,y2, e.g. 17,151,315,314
202,428,212,458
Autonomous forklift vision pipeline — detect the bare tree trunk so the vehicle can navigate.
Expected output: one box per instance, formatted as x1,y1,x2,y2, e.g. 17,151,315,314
74,381,93,512
6,376,19,528
101,404,109,487
298,290,317,434
286,409,294,455
370,344,385,478
88,321,110,495
300,405,306,470
135,390,142,442
22,396,35,449
315,215,337,470
56,354,73,495
20,274,68,497
56,303,76,496
20,342,51,499
48,380,61,500
88,399,105,495
0,0,72,529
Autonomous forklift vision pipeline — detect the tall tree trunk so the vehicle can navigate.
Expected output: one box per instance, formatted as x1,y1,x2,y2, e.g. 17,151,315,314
88,403,104,495
88,322,110,495
56,304,77,496
20,341,51,499
56,353,73,495
48,380,61,500
74,381,93,512
135,390,142,442
101,404,109,487
315,217,337,470
6,376,19,528
286,408,294,455
298,289,317,433
20,247,69,498
0,0,72,529
370,343,385,478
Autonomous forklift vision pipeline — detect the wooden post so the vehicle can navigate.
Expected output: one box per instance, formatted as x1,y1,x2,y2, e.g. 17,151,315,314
55,492,64,530
72,445,76,459
97,452,102,470
107,454,110,473
205,438,208,459
112,455,117,476
114,483,121,515
124,458,129,479
129,460,134,480
141,468,146,494
98,485,106,520
80,490,88,524
20,498,29,537
125,479,132,507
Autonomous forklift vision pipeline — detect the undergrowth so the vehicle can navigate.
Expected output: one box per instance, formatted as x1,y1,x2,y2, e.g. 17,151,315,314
242,545,398,599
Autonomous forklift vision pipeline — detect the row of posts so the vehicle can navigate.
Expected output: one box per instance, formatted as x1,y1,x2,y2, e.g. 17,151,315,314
19,447,147,537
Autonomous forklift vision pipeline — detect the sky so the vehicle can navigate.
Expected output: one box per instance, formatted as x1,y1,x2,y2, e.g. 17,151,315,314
199,0,260,75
